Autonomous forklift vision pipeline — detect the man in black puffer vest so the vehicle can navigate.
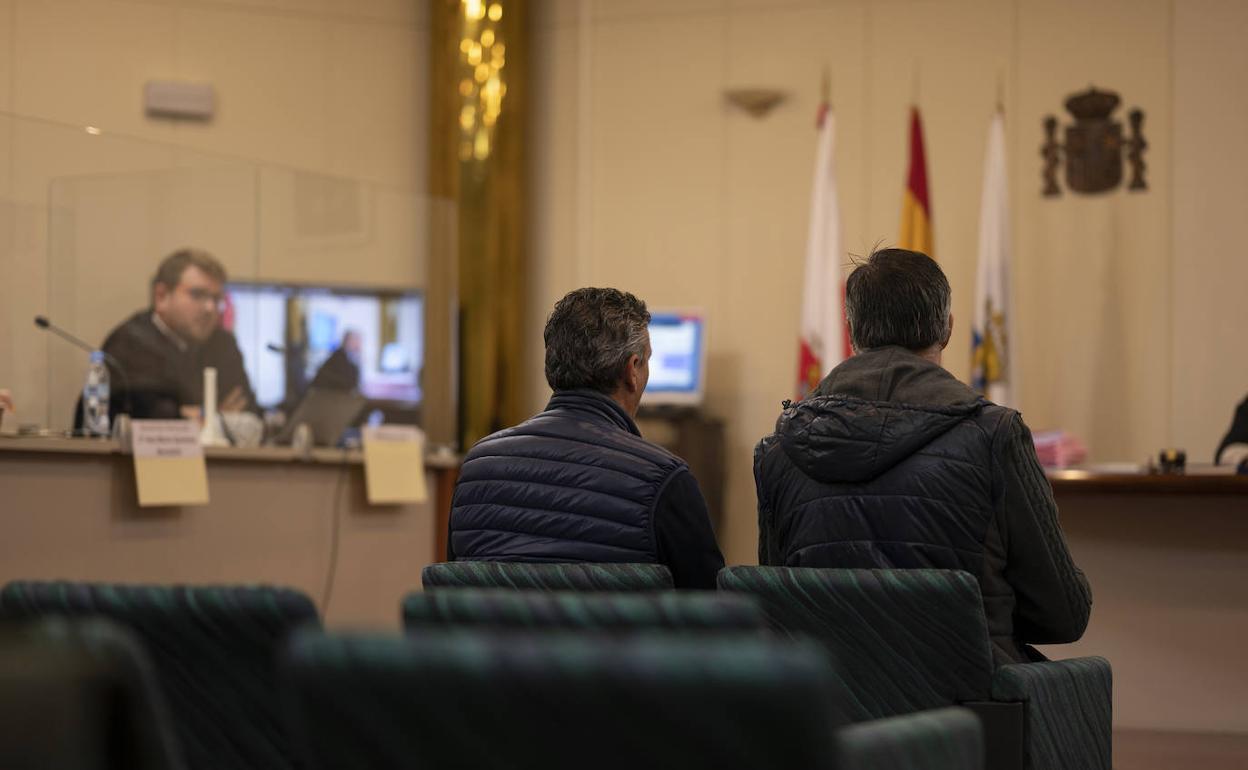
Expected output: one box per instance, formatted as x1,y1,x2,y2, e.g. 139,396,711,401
449,288,725,588
756,249,1091,663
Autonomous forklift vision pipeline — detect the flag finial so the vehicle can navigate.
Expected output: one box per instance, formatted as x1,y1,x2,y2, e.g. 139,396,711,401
821,66,831,107
995,70,1005,114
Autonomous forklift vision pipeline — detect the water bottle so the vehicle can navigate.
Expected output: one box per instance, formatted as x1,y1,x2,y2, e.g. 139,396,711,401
82,350,111,437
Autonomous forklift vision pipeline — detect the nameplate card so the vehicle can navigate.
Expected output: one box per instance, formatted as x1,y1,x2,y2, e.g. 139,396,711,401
131,420,209,507
362,425,427,504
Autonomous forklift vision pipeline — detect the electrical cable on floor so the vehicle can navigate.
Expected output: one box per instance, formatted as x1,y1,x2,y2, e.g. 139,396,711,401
320,448,350,615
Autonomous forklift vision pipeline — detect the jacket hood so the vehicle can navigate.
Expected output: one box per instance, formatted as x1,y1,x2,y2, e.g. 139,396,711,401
775,347,986,483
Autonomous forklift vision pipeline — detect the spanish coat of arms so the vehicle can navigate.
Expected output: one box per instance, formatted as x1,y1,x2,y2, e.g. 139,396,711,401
1041,86,1147,196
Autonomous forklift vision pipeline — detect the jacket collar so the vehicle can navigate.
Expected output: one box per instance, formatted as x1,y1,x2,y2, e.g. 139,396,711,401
546,389,640,436
149,311,190,353
814,346,981,408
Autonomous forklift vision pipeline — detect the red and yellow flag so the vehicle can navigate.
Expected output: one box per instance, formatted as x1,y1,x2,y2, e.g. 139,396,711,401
899,107,933,256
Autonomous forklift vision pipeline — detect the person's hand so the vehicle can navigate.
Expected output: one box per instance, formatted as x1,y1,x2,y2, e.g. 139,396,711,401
220,386,248,414
180,405,203,425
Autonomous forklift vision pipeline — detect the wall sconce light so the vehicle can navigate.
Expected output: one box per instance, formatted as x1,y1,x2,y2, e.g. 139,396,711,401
724,88,786,118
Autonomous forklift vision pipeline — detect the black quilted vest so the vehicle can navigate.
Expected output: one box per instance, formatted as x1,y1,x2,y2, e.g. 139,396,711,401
449,390,684,564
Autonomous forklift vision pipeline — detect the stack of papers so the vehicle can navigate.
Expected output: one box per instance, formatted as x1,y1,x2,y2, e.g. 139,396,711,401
1032,430,1088,468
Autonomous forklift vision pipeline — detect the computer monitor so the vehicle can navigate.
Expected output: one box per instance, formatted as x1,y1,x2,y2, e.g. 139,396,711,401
642,310,706,408
224,282,424,409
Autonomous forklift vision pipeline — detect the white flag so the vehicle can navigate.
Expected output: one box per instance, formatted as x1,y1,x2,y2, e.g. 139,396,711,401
797,104,848,399
971,111,1013,405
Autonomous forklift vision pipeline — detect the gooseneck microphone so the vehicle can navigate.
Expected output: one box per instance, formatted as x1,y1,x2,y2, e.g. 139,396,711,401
34,315,98,354
34,315,134,418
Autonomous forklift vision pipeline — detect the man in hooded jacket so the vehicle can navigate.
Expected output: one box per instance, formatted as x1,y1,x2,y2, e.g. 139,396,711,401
755,248,1091,664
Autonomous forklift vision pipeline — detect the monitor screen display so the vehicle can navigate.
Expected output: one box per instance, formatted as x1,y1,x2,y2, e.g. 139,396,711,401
642,311,705,407
224,282,423,409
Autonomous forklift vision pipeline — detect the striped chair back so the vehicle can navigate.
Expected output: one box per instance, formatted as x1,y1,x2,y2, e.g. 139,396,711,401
422,561,674,591
0,581,319,770
283,629,840,770
0,617,184,770
718,567,995,721
403,588,766,633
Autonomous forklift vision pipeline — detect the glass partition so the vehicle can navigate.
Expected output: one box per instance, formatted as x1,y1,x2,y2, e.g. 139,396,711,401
0,111,452,439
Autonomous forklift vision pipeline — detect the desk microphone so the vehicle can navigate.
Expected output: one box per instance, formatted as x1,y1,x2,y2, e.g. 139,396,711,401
34,315,99,353
34,315,134,418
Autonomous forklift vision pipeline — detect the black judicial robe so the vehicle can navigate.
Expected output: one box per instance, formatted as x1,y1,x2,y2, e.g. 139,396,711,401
89,311,258,423
1217,395,1248,464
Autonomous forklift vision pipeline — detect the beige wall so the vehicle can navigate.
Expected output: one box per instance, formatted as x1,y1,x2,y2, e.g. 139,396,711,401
0,0,429,429
529,0,1247,565
1171,0,1248,463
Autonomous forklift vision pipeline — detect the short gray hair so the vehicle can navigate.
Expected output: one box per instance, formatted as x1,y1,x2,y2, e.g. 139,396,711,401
845,248,951,352
544,288,650,394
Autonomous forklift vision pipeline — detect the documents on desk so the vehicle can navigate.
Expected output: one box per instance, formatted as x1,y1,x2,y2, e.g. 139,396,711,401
362,425,428,504
131,420,209,507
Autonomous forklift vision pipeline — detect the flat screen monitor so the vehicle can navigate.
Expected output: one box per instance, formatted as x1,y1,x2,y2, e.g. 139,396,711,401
642,310,706,408
224,282,423,409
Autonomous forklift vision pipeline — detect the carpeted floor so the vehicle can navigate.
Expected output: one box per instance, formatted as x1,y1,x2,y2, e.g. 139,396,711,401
1114,729,1248,770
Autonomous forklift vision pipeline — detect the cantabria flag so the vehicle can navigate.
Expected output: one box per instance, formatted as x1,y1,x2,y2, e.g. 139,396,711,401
797,102,850,399
971,111,1013,405
899,106,934,256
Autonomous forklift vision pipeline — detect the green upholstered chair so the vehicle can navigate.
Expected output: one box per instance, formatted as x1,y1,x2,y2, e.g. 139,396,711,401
0,581,319,770
718,566,1111,770
402,588,767,633
283,629,983,770
838,708,985,770
285,630,828,770
422,561,674,591
0,618,184,770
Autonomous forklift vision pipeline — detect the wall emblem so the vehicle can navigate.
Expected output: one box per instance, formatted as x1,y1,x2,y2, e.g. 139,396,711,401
1041,86,1147,196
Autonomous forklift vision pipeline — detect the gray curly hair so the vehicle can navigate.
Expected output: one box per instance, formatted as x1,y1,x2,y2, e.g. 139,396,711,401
544,287,650,394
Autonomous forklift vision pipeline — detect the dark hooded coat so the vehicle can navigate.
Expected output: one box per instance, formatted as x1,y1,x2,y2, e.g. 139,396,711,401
755,346,1091,664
